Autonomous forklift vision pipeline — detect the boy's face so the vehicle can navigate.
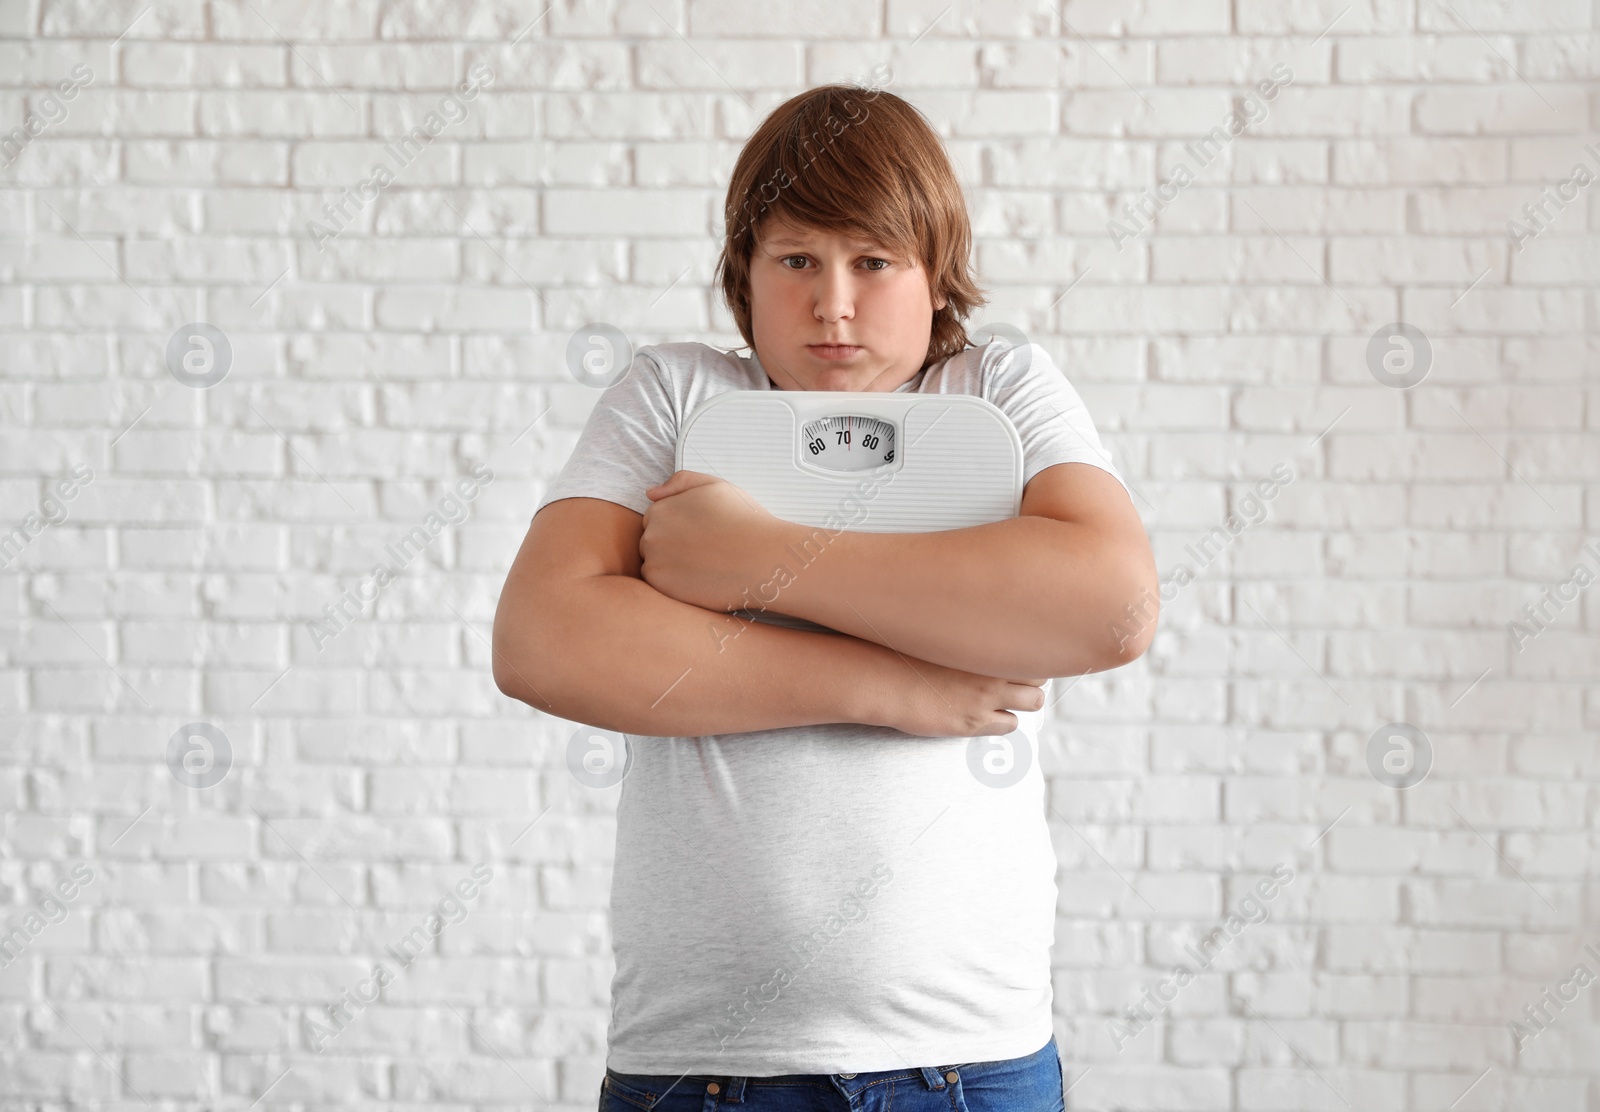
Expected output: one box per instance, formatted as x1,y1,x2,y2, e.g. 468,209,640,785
748,217,947,392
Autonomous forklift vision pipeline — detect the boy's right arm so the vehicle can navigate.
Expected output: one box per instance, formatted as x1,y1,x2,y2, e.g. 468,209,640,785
491,496,1046,738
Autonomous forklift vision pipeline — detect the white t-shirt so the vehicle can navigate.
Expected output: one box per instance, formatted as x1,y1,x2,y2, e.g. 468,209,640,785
533,338,1129,1075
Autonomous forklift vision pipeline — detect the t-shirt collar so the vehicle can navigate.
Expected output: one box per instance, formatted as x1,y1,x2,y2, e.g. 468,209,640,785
748,347,926,393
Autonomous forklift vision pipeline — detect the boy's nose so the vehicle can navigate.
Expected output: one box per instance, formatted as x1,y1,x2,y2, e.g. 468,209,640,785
814,279,854,322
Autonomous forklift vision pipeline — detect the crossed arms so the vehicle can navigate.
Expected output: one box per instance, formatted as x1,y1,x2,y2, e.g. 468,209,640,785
492,461,1159,736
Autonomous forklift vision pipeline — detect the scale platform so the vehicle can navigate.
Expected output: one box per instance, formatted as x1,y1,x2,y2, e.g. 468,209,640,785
674,389,1024,631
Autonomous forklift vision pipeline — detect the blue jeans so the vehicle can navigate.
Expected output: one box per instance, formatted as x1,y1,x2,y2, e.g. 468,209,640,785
599,1035,1066,1111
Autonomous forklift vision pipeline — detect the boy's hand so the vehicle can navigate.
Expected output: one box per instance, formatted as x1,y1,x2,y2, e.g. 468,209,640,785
871,661,1049,738
640,470,785,612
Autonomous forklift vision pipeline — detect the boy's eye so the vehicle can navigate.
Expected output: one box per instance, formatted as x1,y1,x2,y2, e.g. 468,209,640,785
779,255,891,270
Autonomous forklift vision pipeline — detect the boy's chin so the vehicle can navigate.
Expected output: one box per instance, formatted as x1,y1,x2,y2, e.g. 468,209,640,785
806,370,870,392
801,361,908,393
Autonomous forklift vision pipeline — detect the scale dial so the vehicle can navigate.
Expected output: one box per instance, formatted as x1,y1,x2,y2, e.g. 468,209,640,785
800,414,896,473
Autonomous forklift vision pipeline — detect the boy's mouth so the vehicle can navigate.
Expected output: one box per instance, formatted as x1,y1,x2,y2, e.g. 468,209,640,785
808,343,863,360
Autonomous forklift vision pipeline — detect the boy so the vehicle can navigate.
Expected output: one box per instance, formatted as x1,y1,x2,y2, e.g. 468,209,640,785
493,83,1157,1111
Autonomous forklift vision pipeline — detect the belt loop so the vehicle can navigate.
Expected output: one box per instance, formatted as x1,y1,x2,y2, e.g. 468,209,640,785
919,1066,947,1090
725,1075,747,1102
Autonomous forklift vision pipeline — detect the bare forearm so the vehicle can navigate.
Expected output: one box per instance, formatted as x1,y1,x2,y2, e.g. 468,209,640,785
495,574,905,736
765,515,1149,678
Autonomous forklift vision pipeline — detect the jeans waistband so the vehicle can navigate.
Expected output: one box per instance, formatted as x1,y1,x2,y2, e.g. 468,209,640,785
605,1034,1058,1099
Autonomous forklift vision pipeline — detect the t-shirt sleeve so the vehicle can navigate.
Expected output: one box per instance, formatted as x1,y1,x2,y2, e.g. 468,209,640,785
983,341,1131,500
533,347,679,518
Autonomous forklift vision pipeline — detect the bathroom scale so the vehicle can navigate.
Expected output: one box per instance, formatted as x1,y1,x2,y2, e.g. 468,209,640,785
673,389,1023,632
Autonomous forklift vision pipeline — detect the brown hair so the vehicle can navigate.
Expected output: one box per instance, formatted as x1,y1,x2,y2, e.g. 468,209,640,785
714,83,988,371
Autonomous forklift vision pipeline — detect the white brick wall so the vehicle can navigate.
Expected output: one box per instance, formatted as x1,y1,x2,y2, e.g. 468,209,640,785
1,0,1596,1107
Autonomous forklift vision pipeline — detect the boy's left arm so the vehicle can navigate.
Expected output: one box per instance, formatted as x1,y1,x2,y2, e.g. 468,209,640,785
638,463,1159,679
